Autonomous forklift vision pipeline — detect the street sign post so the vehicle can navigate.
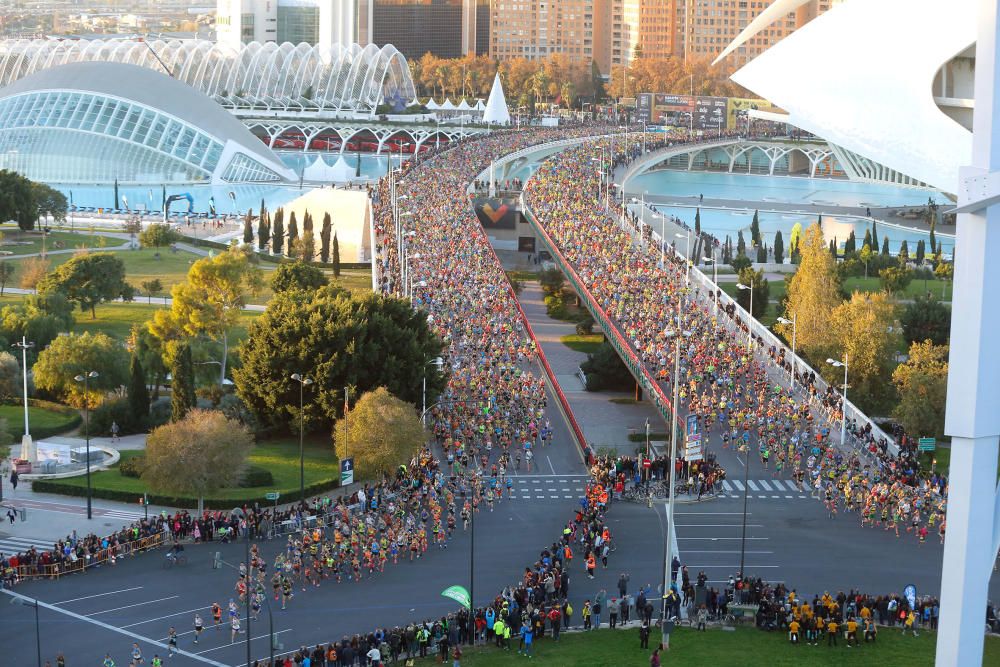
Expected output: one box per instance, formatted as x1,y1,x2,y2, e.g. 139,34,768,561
918,437,937,452
265,491,280,513
340,458,355,486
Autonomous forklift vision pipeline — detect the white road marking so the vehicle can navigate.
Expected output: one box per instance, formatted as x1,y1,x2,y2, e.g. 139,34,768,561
547,455,556,474
123,605,211,628
87,595,180,616
677,537,768,540
746,480,759,491
758,480,772,491
731,480,744,491
53,587,144,606
675,524,764,528
1,589,229,667
195,629,293,654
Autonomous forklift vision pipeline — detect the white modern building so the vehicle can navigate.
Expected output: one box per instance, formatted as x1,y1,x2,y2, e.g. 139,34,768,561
216,0,372,49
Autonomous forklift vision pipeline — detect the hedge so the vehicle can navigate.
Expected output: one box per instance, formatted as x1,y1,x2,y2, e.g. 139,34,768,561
31,477,340,510
180,237,368,270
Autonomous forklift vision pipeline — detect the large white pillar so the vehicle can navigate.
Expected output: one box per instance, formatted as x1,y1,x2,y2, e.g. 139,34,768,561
936,1,1000,665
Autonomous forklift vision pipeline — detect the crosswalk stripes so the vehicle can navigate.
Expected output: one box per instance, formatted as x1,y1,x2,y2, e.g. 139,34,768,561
0,535,54,556
503,474,589,501
720,479,809,500
99,510,145,521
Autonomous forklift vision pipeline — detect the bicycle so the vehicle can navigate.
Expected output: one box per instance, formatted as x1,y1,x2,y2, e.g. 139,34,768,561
163,552,188,569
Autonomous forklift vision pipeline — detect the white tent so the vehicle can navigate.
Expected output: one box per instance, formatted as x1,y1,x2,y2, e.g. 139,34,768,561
425,98,440,110
302,155,356,183
482,73,511,125
473,99,486,111
457,99,471,110
441,98,456,110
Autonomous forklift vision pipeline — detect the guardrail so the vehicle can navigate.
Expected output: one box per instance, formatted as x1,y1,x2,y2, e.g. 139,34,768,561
9,531,165,582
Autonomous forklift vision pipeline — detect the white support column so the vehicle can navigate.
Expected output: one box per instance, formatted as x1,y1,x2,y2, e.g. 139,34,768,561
936,2,1000,665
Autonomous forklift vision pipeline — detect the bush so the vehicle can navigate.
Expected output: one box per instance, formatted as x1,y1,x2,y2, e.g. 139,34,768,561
575,316,595,336
84,397,145,436
138,224,180,249
581,341,634,391
119,454,146,478
149,399,172,429
31,477,339,509
238,465,274,488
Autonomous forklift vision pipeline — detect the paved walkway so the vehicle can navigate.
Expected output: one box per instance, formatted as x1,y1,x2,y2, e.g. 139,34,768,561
516,279,666,457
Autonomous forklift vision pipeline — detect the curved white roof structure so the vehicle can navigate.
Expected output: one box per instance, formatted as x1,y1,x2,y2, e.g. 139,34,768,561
483,73,510,125
0,38,416,114
730,0,975,193
0,61,294,184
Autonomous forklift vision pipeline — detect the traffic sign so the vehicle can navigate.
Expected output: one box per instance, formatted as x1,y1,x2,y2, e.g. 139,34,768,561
918,437,936,452
642,458,651,469
340,457,355,486
264,492,280,501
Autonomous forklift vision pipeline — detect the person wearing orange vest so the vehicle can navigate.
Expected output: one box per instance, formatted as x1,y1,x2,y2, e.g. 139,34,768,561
586,553,596,579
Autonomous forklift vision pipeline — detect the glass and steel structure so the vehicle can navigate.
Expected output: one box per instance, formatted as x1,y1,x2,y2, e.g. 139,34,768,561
0,61,294,184
0,38,417,114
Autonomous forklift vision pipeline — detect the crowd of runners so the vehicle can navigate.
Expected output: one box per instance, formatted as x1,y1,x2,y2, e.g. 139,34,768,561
523,135,948,548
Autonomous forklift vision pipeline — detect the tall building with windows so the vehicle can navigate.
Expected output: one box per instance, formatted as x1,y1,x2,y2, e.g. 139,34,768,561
490,0,605,67
216,0,373,48
370,0,487,60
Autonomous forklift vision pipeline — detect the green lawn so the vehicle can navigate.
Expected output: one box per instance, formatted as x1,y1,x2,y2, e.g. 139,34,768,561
50,435,339,502
842,276,953,301
7,246,203,293
561,333,604,355
330,267,372,295
0,230,122,257
410,626,999,667
720,281,785,327
0,403,80,437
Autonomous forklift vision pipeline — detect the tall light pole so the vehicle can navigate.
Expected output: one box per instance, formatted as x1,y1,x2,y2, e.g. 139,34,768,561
9,595,41,666
675,231,691,285
777,315,798,390
12,337,34,467
736,281,754,349
826,356,849,446
422,357,444,426
73,370,99,520
661,324,689,637
702,256,718,313
290,373,312,502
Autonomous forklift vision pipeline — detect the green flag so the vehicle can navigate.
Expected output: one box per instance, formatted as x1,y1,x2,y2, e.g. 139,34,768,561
441,585,471,609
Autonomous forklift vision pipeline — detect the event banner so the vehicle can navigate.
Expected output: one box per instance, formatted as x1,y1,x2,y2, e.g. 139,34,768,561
636,93,772,131
473,195,519,230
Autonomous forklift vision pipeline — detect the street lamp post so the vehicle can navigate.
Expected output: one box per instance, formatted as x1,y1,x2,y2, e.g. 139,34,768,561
675,231,692,285
738,433,752,583
290,373,313,502
662,324,689,637
736,281,754,350
73,371,99,520
826,356,849,445
9,595,41,666
422,357,444,425
702,256,718,313
777,315,798,390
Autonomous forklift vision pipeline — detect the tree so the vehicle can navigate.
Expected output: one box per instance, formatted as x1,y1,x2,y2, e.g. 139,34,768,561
898,239,909,264
271,261,327,294
0,293,73,356
287,211,299,256
33,183,68,224
859,243,873,278
272,208,285,255
773,230,784,264
694,208,701,237
33,331,129,407
736,267,769,318
320,213,332,263
302,211,315,262
143,409,253,511
139,224,179,249
892,341,948,439
780,223,841,359
756,243,767,263
880,265,913,295
730,254,751,273
130,325,168,401
234,286,445,432
0,170,37,230
736,230,746,257
829,238,837,258
242,211,254,245
127,354,150,421
881,235,890,256
929,221,936,255
844,230,857,257
171,342,196,422
934,259,954,298
19,257,49,292
900,295,951,346
750,210,760,246
0,261,13,296
140,278,162,304
830,291,900,413
38,253,132,318
0,351,21,402
257,209,270,252
915,239,926,265
332,387,424,477
580,341,634,391
331,231,341,277
871,221,879,252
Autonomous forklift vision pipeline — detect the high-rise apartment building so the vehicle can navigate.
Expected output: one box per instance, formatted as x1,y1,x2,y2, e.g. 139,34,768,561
611,0,675,68
371,0,487,60
216,0,372,48
490,0,605,67
675,0,842,66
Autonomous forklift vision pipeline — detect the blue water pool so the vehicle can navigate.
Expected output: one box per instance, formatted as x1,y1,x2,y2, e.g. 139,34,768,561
631,170,945,208
654,205,954,257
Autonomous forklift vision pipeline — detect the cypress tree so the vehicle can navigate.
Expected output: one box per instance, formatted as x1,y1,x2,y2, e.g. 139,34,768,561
929,221,936,255
243,210,254,245
257,209,270,251
287,211,299,256
320,212,332,263
737,230,747,257
871,220,879,252
695,208,701,237
723,235,732,264
863,228,872,251
332,231,341,277
845,230,856,256
127,354,150,422
302,211,315,261
899,239,909,264
750,210,760,245
829,238,837,258
915,239,925,265
171,343,196,422
272,208,285,255
881,235,890,256
773,230,784,264
756,243,767,263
